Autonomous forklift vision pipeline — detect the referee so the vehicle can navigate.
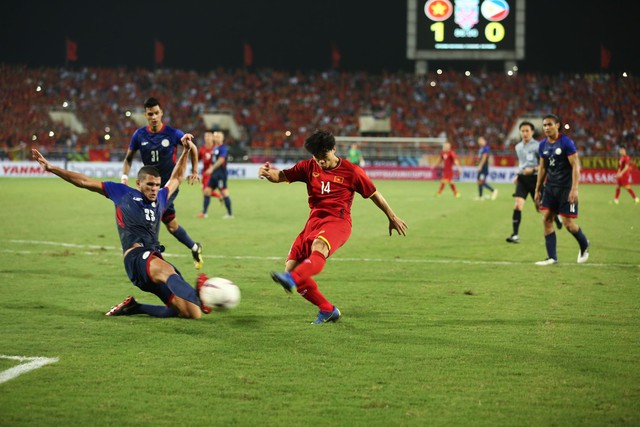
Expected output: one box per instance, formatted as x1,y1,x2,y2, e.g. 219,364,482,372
506,121,561,243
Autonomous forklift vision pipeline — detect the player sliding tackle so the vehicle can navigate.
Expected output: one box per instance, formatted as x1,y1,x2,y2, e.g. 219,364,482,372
32,134,212,319
259,129,408,324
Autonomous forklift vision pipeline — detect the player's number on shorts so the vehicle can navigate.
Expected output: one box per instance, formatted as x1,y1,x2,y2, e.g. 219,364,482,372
150,150,159,162
570,204,576,213
144,208,156,222
321,181,331,194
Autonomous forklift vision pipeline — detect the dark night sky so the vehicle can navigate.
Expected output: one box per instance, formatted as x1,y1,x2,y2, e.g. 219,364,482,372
1,0,639,73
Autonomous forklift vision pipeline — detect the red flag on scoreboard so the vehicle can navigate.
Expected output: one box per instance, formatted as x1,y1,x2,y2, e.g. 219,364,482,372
331,43,341,69
600,44,612,69
66,38,78,62
155,39,165,66
244,42,253,67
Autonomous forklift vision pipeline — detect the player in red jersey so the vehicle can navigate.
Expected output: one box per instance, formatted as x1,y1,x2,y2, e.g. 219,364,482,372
197,130,222,218
258,130,408,324
613,147,639,204
434,141,462,197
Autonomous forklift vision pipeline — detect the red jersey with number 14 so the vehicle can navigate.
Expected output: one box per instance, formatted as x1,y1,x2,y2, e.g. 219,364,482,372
283,158,377,222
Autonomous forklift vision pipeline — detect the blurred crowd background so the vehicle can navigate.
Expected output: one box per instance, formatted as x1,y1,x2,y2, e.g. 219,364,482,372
1,65,637,163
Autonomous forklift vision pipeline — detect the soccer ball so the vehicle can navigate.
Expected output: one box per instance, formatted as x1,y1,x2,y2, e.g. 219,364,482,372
199,277,241,311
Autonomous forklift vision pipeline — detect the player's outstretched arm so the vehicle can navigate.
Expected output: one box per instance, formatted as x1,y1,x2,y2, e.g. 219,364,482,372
183,133,200,185
258,162,286,183
32,149,105,195
369,191,408,236
121,148,137,185
165,136,193,197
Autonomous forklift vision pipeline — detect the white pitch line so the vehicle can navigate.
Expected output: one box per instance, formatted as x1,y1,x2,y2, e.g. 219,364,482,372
0,355,59,384
8,239,117,250
4,240,639,268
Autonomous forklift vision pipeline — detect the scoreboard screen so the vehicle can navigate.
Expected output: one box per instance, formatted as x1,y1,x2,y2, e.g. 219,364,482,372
407,0,525,60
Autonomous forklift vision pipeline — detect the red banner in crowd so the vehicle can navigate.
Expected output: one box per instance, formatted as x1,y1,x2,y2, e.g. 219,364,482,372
66,38,78,62
88,148,110,162
331,43,341,69
244,43,253,67
155,40,165,65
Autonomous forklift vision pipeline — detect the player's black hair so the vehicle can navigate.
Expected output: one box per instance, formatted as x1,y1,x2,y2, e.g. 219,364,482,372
304,129,336,158
519,121,535,131
144,97,161,109
138,166,161,180
543,113,562,127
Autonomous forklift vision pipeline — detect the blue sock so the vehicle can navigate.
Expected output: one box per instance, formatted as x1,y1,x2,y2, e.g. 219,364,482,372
223,196,232,215
137,304,178,318
478,185,483,197
166,274,199,306
172,226,196,250
203,196,211,214
545,232,557,260
570,227,589,252
484,183,495,192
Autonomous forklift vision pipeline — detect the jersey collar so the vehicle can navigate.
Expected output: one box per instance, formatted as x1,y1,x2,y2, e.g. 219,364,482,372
146,123,166,133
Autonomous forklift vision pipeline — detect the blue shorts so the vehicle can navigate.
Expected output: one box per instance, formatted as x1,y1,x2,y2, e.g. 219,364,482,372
124,247,178,305
477,169,489,182
540,186,578,218
207,171,228,191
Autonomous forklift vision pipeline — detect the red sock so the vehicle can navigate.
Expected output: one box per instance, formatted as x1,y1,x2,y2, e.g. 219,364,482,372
450,183,458,194
211,190,222,198
615,188,621,199
291,251,326,283
295,277,333,312
629,188,637,199
437,183,445,193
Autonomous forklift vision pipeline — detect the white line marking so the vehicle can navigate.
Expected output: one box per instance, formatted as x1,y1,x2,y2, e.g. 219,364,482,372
9,239,117,250
0,355,59,384
4,239,639,268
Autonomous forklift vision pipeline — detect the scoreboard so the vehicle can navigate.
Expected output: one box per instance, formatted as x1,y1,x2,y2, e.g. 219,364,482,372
407,0,525,60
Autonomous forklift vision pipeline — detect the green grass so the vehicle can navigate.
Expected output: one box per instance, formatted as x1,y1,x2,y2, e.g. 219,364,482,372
0,178,639,426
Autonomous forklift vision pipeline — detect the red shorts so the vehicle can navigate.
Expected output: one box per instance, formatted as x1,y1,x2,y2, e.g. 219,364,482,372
617,175,631,186
287,214,352,262
441,170,453,182
201,173,211,191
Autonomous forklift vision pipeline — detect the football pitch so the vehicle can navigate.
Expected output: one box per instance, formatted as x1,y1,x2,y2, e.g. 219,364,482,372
1,178,639,426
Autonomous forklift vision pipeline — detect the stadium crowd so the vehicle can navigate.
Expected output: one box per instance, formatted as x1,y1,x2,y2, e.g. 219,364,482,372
1,64,638,160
